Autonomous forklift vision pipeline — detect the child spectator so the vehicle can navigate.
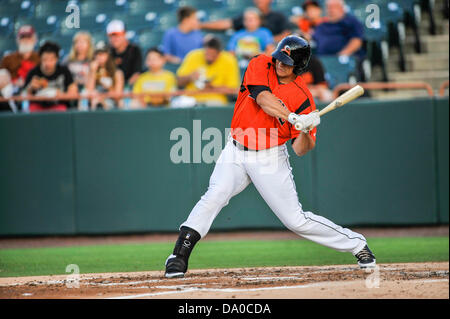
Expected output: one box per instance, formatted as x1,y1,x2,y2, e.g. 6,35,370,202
107,20,142,86
201,0,291,43
23,41,77,112
291,0,326,40
162,6,204,64
132,48,176,107
0,25,40,89
63,31,94,91
177,35,240,107
86,43,124,110
226,8,274,69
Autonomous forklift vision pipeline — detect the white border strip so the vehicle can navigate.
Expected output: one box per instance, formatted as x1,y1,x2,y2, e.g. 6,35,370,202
107,278,449,299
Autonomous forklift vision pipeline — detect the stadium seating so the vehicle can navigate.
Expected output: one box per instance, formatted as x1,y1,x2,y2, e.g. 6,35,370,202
0,0,442,90
318,55,357,89
128,0,175,16
34,0,70,18
0,17,14,36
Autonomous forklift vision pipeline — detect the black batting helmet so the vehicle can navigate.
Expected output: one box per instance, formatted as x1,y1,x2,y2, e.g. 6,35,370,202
271,35,311,75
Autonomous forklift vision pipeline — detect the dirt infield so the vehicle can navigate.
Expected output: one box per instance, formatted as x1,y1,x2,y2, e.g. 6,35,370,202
0,262,448,299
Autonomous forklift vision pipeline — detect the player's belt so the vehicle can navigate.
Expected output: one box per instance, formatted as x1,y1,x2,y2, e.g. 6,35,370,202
232,139,259,152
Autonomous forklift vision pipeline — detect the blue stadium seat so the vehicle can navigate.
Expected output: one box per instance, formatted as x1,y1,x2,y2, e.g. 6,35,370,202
90,31,107,46
34,0,71,18
177,0,225,10
110,13,157,33
128,0,176,15
79,0,127,17
0,37,16,57
272,0,304,17
226,0,254,12
0,17,14,36
318,55,357,89
138,30,165,51
157,12,179,31
207,8,235,21
1,0,35,17
15,16,59,34
164,62,179,74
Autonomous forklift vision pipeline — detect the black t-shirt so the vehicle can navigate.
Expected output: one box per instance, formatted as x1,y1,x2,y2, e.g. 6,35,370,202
110,43,142,83
23,64,74,107
300,55,326,85
232,10,290,37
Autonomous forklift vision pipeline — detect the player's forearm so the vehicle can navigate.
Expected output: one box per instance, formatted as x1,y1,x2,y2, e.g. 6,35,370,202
292,132,315,157
256,91,291,120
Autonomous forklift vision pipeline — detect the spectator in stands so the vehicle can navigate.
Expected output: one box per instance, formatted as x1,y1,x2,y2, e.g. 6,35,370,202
290,0,326,41
200,0,291,43
132,47,176,108
312,0,364,58
23,41,77,112
0,69,17,112
162,6,204,64
177,35,240,107
107,20,142,86
86,43,124,110
0,25,39,90
63,31,94,91
227,8,275,69
300,55,333,102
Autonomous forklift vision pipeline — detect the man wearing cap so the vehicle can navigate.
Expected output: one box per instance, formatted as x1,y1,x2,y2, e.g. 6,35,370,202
0,25,40,89
106,20,142,86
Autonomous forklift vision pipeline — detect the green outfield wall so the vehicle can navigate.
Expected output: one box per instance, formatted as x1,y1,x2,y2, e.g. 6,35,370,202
0,97,448,235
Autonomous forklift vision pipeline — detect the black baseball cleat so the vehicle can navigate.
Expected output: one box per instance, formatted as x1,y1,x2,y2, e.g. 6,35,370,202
355,245,376,269
165,254,187,278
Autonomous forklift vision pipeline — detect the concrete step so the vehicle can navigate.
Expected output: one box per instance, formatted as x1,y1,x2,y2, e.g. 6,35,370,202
408,53,449,71
388,52,449,72
422,34,450,52
369,89,433,100
402,34,449,54
389,70,449,89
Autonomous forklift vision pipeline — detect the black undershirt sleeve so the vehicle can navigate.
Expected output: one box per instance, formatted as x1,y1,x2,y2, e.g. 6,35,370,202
247,85,271,100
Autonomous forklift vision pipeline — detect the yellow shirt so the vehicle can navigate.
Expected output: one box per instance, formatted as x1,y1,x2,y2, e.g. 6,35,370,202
177,49,240,106
133,70,176,105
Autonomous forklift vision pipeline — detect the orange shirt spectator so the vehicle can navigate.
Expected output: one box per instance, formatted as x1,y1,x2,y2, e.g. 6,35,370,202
292,0,327,39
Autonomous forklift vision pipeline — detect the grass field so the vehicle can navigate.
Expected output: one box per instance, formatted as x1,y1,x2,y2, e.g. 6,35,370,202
0,237,448,278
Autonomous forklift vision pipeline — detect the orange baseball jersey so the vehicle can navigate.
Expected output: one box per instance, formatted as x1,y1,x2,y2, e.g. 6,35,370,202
231,54,317,150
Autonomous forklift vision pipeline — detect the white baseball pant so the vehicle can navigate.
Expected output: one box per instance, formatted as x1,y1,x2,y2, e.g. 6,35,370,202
181,136,367,255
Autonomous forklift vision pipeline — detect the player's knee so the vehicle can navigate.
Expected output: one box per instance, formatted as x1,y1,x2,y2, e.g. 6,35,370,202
202,184,233,206
283,211,309,233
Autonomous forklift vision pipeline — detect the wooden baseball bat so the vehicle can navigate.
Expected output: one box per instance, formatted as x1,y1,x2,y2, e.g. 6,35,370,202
318,85,364,116
294,85,364,130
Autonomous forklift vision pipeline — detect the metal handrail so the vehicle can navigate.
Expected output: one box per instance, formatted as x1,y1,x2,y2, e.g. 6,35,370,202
0,88,239,103
332,82,435,99
439,80,449,97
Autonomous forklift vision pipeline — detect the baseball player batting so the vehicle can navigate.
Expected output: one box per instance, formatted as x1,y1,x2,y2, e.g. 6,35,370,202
165,35,376,278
